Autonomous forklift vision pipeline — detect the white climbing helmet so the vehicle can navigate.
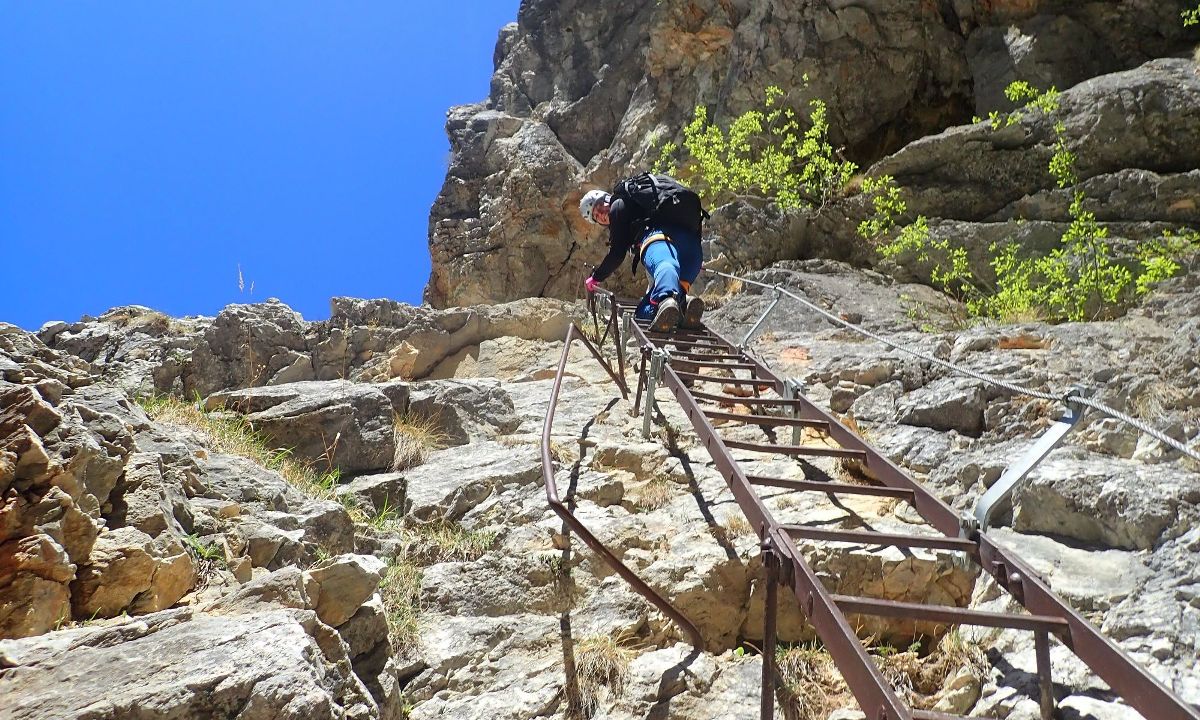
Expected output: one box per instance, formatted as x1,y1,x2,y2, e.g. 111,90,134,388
579,189,611,224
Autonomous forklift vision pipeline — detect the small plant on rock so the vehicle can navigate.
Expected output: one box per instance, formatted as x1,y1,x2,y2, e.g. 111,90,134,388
1184,3,1200,26
392,411,450,471
380,557,422,646
401,520,497,564
776,642,845,720
575,633,636,716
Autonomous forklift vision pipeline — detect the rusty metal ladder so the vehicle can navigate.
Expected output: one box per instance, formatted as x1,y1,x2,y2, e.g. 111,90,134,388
580,290,1198,720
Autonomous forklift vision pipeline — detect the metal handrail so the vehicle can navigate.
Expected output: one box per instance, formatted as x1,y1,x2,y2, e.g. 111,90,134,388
541,322,702,648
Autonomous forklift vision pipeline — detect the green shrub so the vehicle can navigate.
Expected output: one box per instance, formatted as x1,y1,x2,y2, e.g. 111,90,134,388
1184,3,1200,26
654,82,856,213
862,82,1199,323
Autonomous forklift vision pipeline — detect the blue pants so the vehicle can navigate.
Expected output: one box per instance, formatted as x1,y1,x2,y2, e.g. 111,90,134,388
635,225,702,320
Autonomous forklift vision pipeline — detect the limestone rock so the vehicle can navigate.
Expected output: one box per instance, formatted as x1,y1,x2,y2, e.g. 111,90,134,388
185,299,310,397
873,59,1200,279
406,378,519,446
70,526,195,618
426,2,1196,307
305,553,387,628
1013,448,1200,550
897,376,987,437
107,452,189,538
403,441,541,523
0,534,74,639
0,608,376,720
208,380,397,475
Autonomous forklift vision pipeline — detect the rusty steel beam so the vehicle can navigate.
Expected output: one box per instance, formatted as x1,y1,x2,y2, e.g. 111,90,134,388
670,359,761,370
831,595,1069,634
703,410,830,428
674,372,774,387
748,475,915,500
724,439,868,459
542,324,701,648
782,526,978,553
688,390,810,407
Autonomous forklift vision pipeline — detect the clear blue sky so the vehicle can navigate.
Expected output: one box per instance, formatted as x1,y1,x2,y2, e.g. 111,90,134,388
1,2,519,330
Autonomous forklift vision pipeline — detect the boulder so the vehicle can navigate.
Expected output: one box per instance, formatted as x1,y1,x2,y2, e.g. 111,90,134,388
70,526,195,618
897,376,987,436
184,299,311,397
208,380,396,475
1013,448,1200,550
305,554,387,628
0,534,74,639
0,608,377,720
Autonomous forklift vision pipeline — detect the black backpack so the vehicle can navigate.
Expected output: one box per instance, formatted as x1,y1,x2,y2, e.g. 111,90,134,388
612,172,708,237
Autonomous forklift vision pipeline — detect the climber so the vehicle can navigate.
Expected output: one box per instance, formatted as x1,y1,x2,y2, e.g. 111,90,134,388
579,172,708,332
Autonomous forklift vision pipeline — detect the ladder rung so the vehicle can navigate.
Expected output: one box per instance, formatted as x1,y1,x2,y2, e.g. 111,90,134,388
675,372,772,387
748,475,914,500
724,439,866,459
672,351,745,362
782,526,976,552
650,339,726,349
671,359,759,370
704,411,829,429
912,712,974,720
831,595,1069,634
689,390,803,406
644,329,716,340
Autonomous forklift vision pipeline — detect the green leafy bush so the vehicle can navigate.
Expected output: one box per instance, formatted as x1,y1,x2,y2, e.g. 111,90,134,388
861,82,1199,323
654,82,856,213
1184,3,1200,26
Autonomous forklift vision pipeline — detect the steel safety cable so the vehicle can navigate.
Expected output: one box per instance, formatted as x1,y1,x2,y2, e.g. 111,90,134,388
703,268,1200,463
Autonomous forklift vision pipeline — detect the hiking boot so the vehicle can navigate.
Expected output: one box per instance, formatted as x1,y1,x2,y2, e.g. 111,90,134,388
649,297,681,332
680,296,705,330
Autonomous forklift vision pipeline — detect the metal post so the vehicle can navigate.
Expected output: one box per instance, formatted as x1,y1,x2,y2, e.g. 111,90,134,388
783,378,802,446
643,350,666,438
741,286,783,349
619,310,632,373
761,550,779,720
1035,630,1055,720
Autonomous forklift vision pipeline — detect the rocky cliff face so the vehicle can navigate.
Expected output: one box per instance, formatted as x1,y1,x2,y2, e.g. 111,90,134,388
4,1,1200,718
426,0,1198,306
4,258,1200,717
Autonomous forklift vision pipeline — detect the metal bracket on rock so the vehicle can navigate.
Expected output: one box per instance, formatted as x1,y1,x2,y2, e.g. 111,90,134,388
782,377,804,445
642,348,669,438
740,285,783,350
968,385,1091,534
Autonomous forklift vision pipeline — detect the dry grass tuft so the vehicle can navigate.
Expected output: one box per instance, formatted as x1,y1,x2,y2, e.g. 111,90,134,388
773,632,992,717
776,643,846,720
402,521,497,564
380,558,422,646
631,477,674,511
1130,381,1185,422
139,395,353,514
723,512,755,538
392,411,450,471
498,435,578,464
575,633,636,716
